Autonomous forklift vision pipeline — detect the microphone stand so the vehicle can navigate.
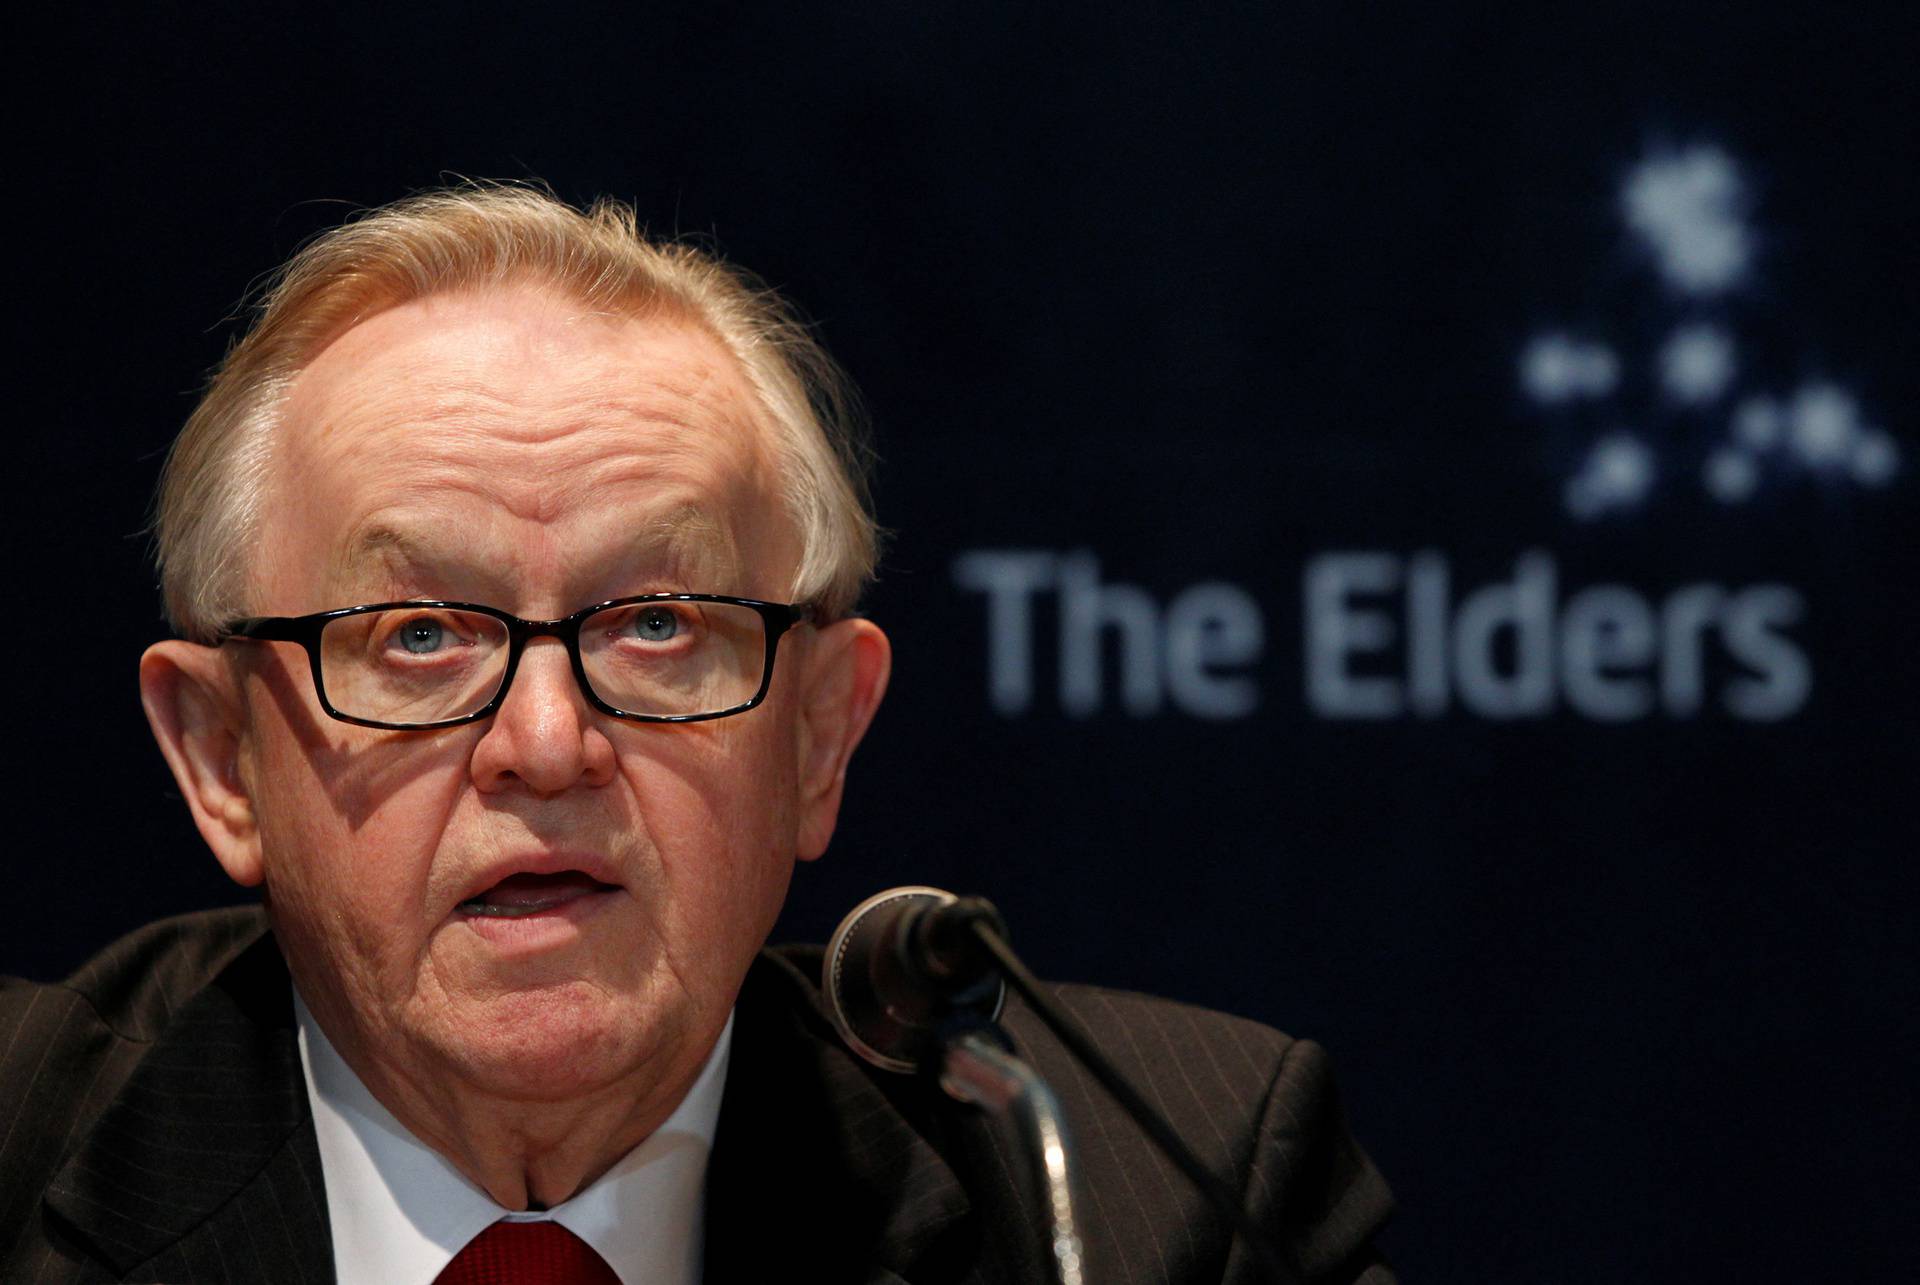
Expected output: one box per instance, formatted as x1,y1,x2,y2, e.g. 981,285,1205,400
936,1025,1087,1285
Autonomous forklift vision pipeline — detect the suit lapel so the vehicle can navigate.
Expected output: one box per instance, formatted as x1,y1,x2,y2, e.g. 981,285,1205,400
705,949,975,1285
45,932,333,1282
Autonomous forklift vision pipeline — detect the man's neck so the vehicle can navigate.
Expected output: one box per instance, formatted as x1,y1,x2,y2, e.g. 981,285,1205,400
296,991,725,1209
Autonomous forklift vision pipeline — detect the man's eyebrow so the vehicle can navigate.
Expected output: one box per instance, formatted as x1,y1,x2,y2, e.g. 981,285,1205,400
632,505,742,584
334,523,432,586
641,504,725,550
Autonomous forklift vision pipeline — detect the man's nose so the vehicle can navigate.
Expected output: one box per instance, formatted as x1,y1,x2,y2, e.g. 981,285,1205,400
469,639,617,795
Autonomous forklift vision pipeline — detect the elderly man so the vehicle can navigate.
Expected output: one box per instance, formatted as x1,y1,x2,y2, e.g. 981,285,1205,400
0,187,1393,1283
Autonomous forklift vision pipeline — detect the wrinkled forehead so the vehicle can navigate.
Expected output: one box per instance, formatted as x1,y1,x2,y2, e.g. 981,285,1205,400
261,288,799,612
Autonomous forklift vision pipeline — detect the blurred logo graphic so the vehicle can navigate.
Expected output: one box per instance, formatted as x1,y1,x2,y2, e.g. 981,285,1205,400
1519,143,1901,518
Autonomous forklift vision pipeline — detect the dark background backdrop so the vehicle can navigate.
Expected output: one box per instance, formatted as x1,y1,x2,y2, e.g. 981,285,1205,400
7,4,1915,1279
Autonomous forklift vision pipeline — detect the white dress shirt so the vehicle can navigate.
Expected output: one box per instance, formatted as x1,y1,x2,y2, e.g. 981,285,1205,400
294,989,732,1285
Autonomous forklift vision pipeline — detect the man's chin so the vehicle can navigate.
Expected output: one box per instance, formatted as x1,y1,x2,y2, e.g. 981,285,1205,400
423,987,673,1104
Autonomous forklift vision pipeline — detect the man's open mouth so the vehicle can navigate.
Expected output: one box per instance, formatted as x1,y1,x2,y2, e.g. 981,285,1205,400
458,870,621,919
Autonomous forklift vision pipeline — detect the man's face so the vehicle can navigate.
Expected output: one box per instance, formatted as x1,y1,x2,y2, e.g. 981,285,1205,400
186,286,854,1106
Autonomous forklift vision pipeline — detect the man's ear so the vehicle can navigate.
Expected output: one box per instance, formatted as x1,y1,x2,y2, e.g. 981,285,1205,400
139,640,265,888
794,618,891,861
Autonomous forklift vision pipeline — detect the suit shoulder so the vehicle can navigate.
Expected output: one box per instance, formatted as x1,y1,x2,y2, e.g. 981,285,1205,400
0,907,281,1272
1029,979,1298,1086
1019,983,1394,1280
4,905,269,1044
757,943,1392,1278
1044,980,1297,1055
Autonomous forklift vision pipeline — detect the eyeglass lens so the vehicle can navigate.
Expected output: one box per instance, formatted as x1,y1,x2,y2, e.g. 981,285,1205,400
316,601,769,724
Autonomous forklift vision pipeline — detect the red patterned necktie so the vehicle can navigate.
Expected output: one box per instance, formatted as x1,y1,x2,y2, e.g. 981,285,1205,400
433,1220,621,1285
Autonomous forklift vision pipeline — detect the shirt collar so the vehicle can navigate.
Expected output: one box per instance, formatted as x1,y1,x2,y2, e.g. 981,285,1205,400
294,987,732,1285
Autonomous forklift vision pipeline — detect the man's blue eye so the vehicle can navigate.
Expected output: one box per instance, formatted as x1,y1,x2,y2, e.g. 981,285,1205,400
633,606,680,642
399,619,445,653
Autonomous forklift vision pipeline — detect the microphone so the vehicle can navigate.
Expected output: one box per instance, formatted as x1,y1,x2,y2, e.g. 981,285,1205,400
822,884,1294,1279
823,886,1009,1072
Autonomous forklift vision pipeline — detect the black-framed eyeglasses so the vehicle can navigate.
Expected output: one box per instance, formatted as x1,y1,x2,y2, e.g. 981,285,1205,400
218,594,814,730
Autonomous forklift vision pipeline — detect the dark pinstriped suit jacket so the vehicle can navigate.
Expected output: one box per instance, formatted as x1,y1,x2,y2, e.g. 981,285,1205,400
1,908,1395,1283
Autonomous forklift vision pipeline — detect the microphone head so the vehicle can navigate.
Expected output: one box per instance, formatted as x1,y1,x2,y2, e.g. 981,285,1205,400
824,885,1007,1073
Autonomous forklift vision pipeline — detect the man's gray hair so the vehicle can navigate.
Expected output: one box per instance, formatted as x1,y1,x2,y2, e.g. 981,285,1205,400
154,184,878,640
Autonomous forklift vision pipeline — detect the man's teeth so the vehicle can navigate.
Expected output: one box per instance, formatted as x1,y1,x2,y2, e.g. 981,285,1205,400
461,898,567,918
460,870,612,917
